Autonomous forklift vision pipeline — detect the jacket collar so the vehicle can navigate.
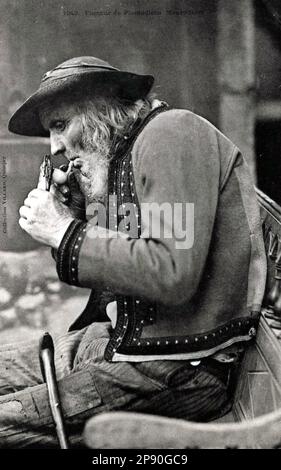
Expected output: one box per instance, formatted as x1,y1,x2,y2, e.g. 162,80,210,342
110,101,169,161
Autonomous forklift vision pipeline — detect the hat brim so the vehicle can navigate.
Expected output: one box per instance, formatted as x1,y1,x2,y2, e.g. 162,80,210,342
8,70,154,137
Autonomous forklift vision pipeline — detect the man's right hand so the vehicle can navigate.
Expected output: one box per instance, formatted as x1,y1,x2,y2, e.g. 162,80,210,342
51,166,86,220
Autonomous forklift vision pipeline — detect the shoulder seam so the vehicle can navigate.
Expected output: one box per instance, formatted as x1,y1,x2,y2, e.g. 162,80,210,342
220,145,240,192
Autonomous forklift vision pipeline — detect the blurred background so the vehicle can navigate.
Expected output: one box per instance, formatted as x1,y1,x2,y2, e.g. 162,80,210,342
0,0,281,343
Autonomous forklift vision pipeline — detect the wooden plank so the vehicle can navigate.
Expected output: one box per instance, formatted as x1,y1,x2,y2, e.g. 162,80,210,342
234,314,281,422
257,100,281,121
84,409,281,449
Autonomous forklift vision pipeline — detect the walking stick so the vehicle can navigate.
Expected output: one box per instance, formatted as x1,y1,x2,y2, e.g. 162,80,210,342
39,332,69,449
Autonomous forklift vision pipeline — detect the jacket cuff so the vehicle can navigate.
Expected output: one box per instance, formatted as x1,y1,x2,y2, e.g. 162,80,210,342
56,219,88,285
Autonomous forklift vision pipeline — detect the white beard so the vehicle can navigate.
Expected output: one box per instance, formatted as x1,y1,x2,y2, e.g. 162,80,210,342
73,129,111,205
75,157,109,205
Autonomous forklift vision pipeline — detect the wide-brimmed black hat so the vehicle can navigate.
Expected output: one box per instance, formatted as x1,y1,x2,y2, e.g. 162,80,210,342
8,56,154,137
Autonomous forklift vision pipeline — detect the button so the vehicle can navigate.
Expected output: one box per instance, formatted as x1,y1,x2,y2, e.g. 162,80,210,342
249,327,256,337
190,360,201,367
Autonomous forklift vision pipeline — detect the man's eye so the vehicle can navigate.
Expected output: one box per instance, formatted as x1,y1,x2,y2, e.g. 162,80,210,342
53,121,66,131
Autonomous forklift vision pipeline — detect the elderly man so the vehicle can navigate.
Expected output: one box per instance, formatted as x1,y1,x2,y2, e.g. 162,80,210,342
4,56,266,448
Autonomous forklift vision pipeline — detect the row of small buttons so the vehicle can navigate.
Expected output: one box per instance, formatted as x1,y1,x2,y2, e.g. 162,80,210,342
70,226,87,284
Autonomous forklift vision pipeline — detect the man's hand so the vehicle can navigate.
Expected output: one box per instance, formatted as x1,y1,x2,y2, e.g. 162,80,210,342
52,166,86,220
19,188,74,249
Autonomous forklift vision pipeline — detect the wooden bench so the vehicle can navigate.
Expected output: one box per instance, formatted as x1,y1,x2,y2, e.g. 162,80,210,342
83,189,281,449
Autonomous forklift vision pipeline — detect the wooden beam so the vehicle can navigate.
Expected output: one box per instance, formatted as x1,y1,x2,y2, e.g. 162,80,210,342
256,100,281,121
218,0,256,178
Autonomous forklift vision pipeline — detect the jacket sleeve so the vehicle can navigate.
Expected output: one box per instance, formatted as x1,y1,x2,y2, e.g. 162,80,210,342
59,111,223,306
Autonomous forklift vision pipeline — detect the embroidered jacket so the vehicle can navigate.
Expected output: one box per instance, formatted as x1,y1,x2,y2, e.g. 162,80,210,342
55,106,267,362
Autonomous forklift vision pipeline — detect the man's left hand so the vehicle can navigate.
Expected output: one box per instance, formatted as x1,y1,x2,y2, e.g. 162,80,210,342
19,187,74,249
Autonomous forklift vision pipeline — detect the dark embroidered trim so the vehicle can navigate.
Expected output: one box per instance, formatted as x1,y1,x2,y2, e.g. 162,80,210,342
56,219,85,284
105,107,171,361
68,221,88,285
112,316,259,357
51,247,57,262
105,149,153,360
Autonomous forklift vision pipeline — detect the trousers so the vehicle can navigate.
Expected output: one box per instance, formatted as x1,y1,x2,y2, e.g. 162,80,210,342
0,322,233,448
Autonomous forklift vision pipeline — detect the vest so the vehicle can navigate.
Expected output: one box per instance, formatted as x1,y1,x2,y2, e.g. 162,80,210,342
101,106,267,362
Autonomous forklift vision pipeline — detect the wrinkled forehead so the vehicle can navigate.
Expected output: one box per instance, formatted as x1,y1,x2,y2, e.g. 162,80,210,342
39,99,80,130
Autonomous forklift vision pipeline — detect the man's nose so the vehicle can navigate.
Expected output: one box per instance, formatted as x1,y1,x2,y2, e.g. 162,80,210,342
50,132,65,156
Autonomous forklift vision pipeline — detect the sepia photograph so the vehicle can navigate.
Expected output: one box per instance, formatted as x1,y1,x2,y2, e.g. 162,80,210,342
0,0,281,454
